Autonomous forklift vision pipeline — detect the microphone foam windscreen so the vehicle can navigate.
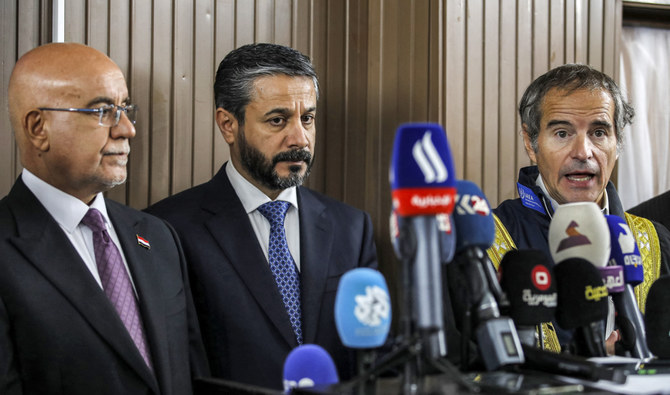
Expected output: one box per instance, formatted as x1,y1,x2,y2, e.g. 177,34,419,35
548,202,610,267
452,179,495,251
605,214,644,285
644,275,670,358
499,250,557,326
334,268,391,348
389,123,456,216
283,344,339,392
554,258,609,329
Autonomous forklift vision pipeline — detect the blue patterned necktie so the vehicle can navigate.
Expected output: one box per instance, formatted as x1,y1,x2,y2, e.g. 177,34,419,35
81,208,154,370
256,201,303,345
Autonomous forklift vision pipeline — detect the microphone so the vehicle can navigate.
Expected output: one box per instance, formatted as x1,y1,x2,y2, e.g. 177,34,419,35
334,268,392,348
553,258,609,357
547,202,610,267
548,202,610,357
645,275,670,359
606,215,644,285
333,268,391,393
389,122,455,334
450,179,524,371
282,344,339,392
605,214,653,359
499,249,557,347
499,252,624,383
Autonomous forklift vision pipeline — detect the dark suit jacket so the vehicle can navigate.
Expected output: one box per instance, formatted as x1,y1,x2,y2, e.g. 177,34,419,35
0,177,208,395
146,163,378,390
630,190,670,232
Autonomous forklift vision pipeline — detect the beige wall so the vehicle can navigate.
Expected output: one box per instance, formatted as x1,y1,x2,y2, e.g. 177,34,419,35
1,0,622,278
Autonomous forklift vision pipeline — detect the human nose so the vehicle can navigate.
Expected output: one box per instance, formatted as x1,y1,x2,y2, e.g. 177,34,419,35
111,110,136,139
571,133,593,161
285,118,310,149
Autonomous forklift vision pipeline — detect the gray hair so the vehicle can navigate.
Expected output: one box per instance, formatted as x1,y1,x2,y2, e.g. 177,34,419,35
519,64,634,153
214,43,319,125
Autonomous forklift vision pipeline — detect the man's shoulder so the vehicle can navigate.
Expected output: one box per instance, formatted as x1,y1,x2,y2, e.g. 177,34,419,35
299,187,369,218
145,182,212,219
493,197,527,224
629,190,670,224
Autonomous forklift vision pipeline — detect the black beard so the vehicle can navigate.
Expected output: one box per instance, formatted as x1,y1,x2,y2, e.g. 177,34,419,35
238,126,313,191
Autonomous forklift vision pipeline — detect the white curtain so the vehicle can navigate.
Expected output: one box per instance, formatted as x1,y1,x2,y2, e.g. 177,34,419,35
618,26,670,210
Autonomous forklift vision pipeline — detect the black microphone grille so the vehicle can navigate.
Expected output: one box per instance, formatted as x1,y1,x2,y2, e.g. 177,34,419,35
554,258,609,329
500,250,557,326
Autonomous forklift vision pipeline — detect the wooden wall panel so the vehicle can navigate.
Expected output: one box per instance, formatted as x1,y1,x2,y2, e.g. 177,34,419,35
517,0,533,175
483,1,500,202
445,0,466,179
550,0,566,68
0,0,626,278
128,0,152,208
499,1,518,203
150,0,175,204
465,0,484,185
1,0,19,194
192,0,216,187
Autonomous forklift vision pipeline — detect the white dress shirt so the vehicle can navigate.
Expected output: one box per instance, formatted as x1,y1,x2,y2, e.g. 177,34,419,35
21,169,137,292
225,161,302,272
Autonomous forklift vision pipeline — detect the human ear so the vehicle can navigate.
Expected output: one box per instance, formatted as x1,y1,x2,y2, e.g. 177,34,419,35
216,108,239,145
24,110,50,152
522,124,537,164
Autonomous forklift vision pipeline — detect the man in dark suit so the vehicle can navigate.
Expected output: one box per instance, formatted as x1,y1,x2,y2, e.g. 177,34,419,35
0,43,208,394
630,190,670,232
146,43,378,390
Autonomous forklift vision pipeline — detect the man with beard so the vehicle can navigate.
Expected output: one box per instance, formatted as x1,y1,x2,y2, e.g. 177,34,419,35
486,64,670,354
146,43,378,390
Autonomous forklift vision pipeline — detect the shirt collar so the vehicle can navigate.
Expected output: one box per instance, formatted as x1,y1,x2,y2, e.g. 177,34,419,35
535,173,609,215
225,161,299,212
21,168,111,232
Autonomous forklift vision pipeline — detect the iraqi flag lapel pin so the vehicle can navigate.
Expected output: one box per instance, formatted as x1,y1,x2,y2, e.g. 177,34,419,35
136,234,151,250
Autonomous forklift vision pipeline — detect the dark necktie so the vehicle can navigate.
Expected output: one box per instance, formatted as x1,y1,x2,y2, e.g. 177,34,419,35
81,208,153,370
257,201,303,344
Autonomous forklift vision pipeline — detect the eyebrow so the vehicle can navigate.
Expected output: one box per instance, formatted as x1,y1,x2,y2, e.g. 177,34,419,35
546,119,612,129
85,96,130,107
263,106,316,117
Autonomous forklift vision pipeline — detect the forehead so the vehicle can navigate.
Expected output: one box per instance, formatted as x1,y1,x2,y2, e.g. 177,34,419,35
59,66,129,104
248,75,316,107
540,87,614,125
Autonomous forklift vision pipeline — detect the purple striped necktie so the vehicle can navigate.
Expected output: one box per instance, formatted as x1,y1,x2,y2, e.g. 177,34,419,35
81,208,153,370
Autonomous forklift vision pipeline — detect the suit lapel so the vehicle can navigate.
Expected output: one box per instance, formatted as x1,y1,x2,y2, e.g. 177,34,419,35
296,188,332,344
106,201,163,392
7,180,158,393
202,168,299,347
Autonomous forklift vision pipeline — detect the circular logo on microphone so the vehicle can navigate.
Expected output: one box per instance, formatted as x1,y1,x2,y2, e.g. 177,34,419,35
531,265,551,291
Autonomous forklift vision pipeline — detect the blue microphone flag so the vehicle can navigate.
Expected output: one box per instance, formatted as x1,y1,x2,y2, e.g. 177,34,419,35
452,179,495,251
605,215,644,286
389,123,456,216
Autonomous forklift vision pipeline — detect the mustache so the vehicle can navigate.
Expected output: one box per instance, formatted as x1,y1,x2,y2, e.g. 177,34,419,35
273,149,312,165
562,161,599,174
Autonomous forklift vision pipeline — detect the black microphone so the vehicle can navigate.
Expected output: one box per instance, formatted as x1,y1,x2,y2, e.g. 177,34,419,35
554,258,609,357
645,275,670,359
605,214,653,360
450,180,524,371
499,249,557,347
